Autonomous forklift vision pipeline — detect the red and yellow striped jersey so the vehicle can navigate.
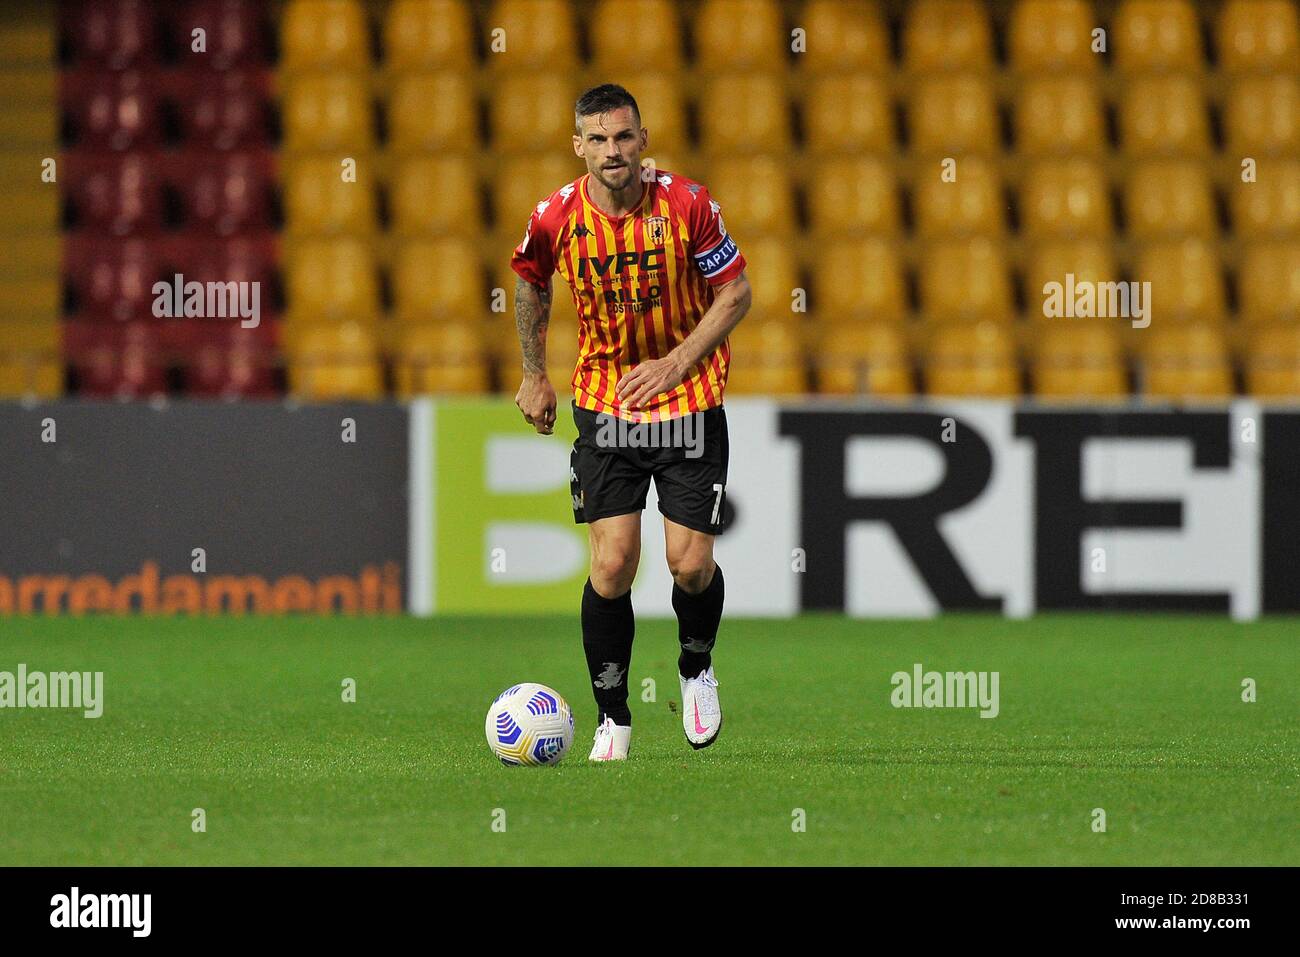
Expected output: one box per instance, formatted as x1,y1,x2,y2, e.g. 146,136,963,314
511,170,746,422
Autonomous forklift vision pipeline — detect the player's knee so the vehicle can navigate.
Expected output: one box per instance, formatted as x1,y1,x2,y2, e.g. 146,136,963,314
591,549,637,594
669,555,715,594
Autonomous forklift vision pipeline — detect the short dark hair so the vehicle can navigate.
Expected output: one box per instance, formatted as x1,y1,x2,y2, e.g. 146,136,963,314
574,83,640,134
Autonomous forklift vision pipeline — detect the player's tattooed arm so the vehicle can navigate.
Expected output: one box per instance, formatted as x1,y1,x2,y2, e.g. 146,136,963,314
515,276,553,375
514,276,558,434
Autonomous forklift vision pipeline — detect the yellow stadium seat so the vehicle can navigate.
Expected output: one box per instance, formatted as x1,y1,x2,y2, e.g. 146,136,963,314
697,74,790,154
1031,323,1128,399
816,323,914,396
1244,324,1300,397
1238,242,1300,323
282,154,378,236
384,0,475,71
919,239,1013,322
1141,325,1232,400
1225,76,1300,155
903,0,994,72
281,0,371,72
695,0,786,71
740,237,801,316
799,0,890,74
814,238,907,323
0,107,56,146
617,73,688,154
725,319,806,394
0,277,58,320
1021,159,1111,238
1009,0,1099,73
0,20,55,65
1119,75,1210,156
909,74,999,155
1023,238,1119,312
392,322,490,395
0,320,61,398
390,155,479,237
392,238,485,322
0,189,58,234
805,74,894,152
491,73,585,152
485,0,579,71
808,158,900,235
591,0,682,73
1015,75,1106,156
1135,240,1226,322
707,157,795,235
1124,160,1216,240
925,322,1020,396
1218,0,1300,74
282,73,374,152
493,154,585,236
1113,0,1204,72
284,238,381,322
388,73,476,151
913,156,1004,237
287,322,384,399
0,234,59,276
1231,160,1300,239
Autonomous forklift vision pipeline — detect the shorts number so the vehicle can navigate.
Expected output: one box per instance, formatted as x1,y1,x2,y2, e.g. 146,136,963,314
710,483,725,525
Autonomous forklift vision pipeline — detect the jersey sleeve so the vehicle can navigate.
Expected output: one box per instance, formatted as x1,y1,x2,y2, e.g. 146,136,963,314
510,200,558,286
686,184,747,286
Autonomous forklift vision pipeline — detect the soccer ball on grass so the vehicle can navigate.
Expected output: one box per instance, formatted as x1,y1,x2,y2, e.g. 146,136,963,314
485,683,575,766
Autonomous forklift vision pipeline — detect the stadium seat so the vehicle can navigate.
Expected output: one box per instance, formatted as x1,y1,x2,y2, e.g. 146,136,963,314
65,153,165,236
695,0,786,71
543,314,579,389
815,323,914,396
65,0,158,70
798,0,889,74
388,72,476,153
1140,325,1233,400
1020,159,1112,238
491,73,591,153
1113,0,1204,72
392,322,490,395
0,320,61,398
1118,75,1210,156
390,155,481,238
725,319,806,394
63,235,157,322
913,156,1004,237
383,0,475,72
590,0,682,73
903,0,995,72
1231,160,1300,239
697,74,791,154
804,74,894,152
1225,76,1300,155
1022,238,1119,315
707,157,796,236
1134,240,1226,322
1015,75,1106,156
919,239,1013,322
173,70,272,149
1237,242,1300,323
63,70,162,150
392,238,485,322
739,237,801,317
282,72,375,152
908,74,1000,155
184,324,278,397
485,0,579,72
1217,0,1300,74
1243,324,1300,397
280,0,370,72
808,158,900,236
282,154,378,236
66,321,168,398
924,322,1020,396
165,234,279,300
173,152,275,236
284,238,381,322
813,238,907,323
286,321,384,399
1008,0,1099,73
174,0,268,69
1124,160,1217,240
618,73,689,154
1031,323,1128,399
493,154,584,239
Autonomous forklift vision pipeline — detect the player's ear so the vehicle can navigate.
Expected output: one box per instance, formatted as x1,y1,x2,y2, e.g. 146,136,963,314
572,134,583,158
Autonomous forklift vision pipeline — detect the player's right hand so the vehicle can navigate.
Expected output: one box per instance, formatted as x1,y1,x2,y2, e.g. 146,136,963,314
515,373,557,434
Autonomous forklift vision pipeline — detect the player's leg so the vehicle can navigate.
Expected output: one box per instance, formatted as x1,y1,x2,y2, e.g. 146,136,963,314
664,518,725,748
583,513,640,760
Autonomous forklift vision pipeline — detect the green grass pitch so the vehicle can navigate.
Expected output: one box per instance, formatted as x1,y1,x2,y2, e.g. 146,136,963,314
0,614,1294,866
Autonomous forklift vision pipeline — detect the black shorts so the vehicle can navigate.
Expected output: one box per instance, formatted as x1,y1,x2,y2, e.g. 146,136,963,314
570,402,729,535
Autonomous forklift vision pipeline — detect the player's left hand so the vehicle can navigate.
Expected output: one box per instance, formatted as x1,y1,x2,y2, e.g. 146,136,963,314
616,355,687,411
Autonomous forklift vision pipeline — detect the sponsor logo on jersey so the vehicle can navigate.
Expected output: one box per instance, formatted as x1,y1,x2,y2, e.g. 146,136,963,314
577,249,664,277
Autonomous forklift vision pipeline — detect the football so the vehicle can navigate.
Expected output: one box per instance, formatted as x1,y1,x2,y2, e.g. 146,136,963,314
484,683,575,766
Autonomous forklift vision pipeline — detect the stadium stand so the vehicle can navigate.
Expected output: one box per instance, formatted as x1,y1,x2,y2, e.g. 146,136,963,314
0,0,1295,400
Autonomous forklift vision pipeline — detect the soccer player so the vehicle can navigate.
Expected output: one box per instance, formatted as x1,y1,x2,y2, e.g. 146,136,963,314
510,84,752,761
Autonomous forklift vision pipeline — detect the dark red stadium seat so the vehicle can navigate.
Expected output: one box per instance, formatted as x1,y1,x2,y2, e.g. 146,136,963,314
62,236,160,323
64,153,166,235
174,0,269,69
183,322,280,397
170,70,272,149
64,321,168,398
168,152,274,235
63,0,159,70
158,234,279,292
62,70,164,151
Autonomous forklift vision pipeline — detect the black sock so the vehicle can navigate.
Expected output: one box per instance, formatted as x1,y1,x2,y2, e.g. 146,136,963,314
673,564,724,679
581,578,635,726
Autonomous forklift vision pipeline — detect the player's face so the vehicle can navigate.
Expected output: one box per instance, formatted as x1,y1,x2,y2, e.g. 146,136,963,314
573,107,646,192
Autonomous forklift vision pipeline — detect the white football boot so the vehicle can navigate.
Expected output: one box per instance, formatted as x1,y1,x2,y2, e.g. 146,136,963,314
587,716,632,762
679,666,722,749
